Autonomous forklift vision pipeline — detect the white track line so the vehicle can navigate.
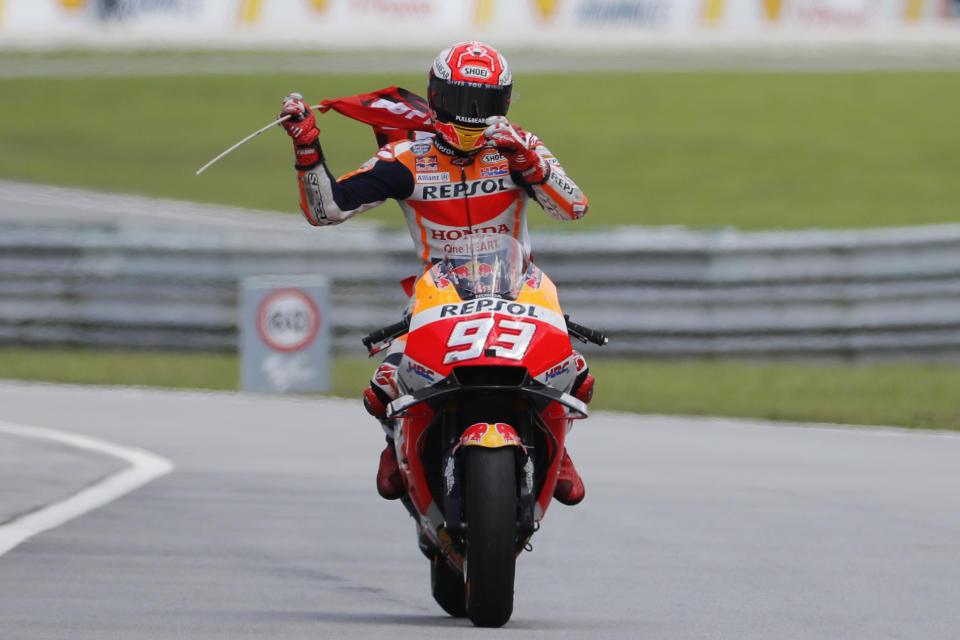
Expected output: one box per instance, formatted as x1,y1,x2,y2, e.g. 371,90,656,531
0,421,174,557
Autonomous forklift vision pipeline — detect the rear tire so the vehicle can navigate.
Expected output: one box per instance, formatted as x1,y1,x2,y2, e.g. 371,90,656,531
464,447,518,628
430,555,467,617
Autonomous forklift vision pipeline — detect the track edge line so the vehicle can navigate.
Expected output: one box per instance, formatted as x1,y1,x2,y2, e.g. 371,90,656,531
0,421,174,557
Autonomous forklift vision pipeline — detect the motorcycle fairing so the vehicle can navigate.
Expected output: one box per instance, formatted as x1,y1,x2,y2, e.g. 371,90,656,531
386,235,590,575
403,263,576,384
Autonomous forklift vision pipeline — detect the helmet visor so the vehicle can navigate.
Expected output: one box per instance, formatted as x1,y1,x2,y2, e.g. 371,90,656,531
429,76,512,126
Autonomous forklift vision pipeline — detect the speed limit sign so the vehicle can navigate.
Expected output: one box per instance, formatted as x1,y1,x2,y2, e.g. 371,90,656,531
257,288,320,352
240,276,330,393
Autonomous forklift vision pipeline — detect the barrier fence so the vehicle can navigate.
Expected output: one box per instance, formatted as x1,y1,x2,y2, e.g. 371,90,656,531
3,216,960,360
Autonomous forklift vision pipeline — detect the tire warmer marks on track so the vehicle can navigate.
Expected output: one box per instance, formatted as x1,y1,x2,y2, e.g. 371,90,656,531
0,421,174,557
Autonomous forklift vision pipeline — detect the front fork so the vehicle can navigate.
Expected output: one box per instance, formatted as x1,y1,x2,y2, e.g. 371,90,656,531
443,422,537,548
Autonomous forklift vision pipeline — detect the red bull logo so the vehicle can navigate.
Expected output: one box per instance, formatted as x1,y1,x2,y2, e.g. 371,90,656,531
457,422,524,451
451,260,496,280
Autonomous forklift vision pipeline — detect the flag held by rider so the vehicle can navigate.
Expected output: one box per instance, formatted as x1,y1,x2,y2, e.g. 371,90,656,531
317,86,435,146
196,86,433,174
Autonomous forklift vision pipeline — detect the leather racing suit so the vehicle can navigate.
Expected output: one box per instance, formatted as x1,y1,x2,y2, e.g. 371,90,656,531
295,134,589,263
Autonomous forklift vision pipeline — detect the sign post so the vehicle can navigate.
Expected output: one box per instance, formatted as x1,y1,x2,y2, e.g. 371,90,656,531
240,275,331,393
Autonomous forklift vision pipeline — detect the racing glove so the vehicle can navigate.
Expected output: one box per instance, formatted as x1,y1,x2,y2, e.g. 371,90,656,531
278,93,322,170
483,115,550,184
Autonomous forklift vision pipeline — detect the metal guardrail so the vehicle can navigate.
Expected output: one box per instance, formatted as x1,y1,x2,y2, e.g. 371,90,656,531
2,219,960,359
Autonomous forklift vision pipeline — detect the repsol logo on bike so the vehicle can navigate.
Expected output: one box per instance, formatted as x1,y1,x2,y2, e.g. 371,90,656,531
440,300,541,319
420,178,511,200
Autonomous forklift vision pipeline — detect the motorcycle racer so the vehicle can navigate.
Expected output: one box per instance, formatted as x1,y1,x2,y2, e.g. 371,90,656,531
278,41,594,506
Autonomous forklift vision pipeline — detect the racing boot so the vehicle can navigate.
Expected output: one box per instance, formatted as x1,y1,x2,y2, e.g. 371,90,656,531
553,448,586,505
553,364,593,505
363,383,404,500
376,437,404,500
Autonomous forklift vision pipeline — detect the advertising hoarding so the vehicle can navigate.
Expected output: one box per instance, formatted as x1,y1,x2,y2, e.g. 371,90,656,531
0,0,956,47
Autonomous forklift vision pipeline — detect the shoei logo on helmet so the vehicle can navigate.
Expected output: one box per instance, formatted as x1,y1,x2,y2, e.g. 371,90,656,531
461,65,491,80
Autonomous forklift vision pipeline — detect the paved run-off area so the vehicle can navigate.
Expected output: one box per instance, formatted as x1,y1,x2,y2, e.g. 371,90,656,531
0,381,958,639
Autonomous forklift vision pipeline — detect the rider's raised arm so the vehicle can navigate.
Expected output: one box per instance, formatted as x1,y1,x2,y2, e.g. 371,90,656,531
483,116,588,222
524,142,589,222
278,93,414,227
296,147,414,227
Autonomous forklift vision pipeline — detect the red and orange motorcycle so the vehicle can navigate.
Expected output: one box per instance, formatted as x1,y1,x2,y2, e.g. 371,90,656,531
362,233,607,627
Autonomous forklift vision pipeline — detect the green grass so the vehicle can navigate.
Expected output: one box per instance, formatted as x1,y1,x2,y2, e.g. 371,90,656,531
0,347,368,400
0,62,957,230
2,348,958,431
591,358,960,431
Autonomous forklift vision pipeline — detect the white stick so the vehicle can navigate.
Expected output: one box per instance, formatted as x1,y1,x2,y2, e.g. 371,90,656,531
195,105,322,176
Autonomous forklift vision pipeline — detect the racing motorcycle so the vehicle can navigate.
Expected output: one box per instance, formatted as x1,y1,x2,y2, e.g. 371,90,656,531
362,233,607,628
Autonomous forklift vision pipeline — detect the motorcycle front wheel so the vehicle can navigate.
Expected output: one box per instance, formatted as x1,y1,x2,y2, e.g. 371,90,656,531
463,446,518,628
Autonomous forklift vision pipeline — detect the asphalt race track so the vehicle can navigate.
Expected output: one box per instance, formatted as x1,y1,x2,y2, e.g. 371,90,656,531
1,381,959,639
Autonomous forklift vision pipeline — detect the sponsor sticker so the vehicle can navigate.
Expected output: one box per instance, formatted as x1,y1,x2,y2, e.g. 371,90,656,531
575,353,588,373
416,172,450,184
420,178,511,200
374,363,397,388
459,423,522,449
415,155,439,172
406,360,436,382
551,173,577,195
481,165,508,178
439,299,541,319
545,362,570,381
410,141,432,156
461,66,491,80
482,152,505,164
409,299,567,334
430,224,510,241
524,264,543,289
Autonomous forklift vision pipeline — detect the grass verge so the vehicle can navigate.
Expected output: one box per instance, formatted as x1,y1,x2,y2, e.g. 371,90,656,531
0,68,958,230
1,348,958,431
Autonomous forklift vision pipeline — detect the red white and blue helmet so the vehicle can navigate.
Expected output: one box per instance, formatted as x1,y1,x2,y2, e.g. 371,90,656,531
428,41,513,152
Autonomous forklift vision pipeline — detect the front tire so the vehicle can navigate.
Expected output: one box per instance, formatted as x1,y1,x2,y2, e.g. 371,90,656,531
464,447,518,627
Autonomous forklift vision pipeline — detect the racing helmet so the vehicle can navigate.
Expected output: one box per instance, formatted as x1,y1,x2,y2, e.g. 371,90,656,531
428,41,512,153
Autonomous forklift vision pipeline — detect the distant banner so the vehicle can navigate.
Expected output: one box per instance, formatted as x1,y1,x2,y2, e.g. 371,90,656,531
0,0,956,46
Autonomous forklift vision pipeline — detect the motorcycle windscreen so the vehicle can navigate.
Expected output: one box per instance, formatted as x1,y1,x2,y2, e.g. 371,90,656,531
441,233,526,301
